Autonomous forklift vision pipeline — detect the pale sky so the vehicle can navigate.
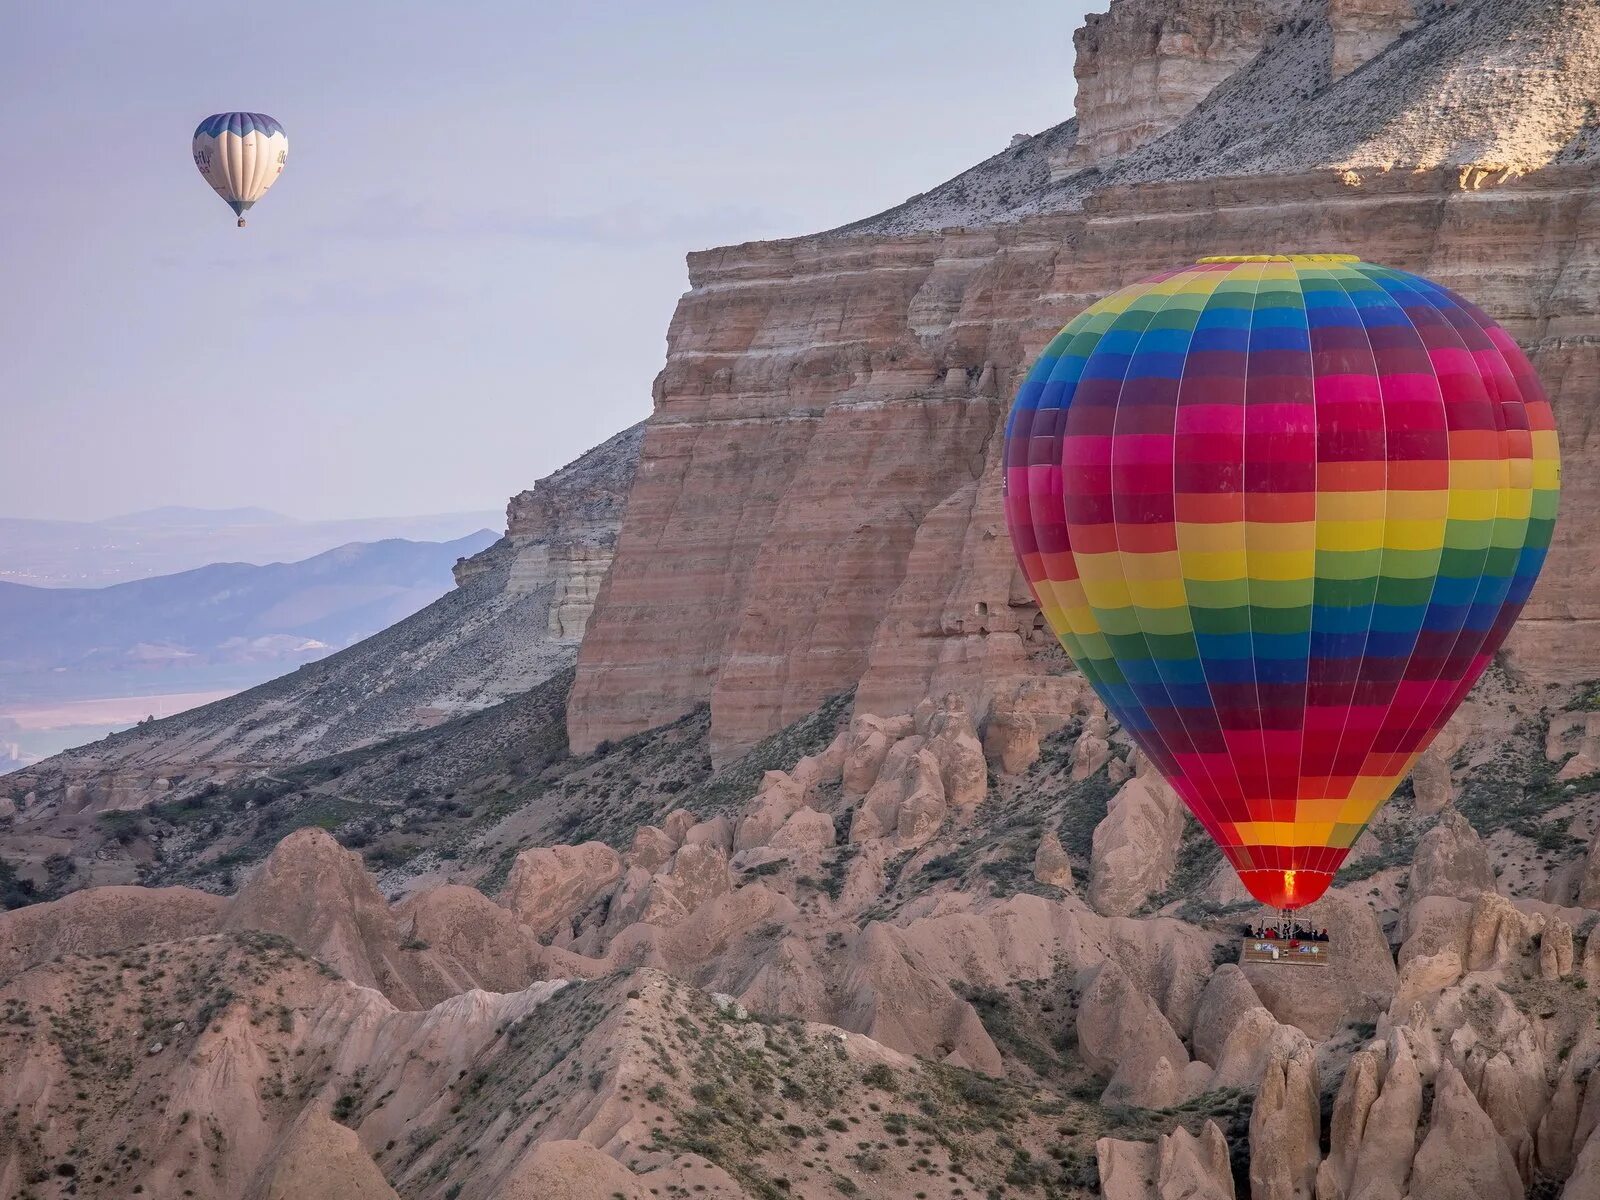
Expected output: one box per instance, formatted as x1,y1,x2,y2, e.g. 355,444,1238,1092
3,1,1090,521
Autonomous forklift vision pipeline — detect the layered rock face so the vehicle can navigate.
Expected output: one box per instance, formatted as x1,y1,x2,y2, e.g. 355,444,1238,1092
571,0,1600,759
501,422,644,641
1061,0,1301,172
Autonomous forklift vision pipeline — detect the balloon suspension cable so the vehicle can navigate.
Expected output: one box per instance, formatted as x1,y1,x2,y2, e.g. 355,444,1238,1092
1278,908,1293,940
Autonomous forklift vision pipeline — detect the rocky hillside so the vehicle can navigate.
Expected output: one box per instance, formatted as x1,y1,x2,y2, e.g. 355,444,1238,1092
2,669,1598,1197
0,425,641,818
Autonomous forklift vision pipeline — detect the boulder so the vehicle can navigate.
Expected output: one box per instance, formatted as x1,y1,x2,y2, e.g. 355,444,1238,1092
768,807,837,851
1033,830,1075,890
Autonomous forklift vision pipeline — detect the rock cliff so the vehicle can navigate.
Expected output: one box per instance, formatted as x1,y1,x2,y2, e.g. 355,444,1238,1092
571,0,1600,760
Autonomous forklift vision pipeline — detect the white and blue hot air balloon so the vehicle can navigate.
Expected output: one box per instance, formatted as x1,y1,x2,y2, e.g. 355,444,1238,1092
192,112,288,227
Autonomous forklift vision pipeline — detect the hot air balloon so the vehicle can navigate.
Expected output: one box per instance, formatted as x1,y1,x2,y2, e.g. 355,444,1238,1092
192,112,288,227
1003,254,1559,916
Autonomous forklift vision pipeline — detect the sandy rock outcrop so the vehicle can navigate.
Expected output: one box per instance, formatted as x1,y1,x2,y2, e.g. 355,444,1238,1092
1409,1061,1525,1200
1466,892,1546,971
768,807,837,851
491,1140,644,1200
624,824,676,872
1193,964,1265,1068
841,714,910,795
1065,0,1301,170
1089,766,1187,917
1548,710,1600,781
628,842,733,929
1541,916,1575,979
394,884,544,994
734,770,810,852
1316,1032,1423,1200
245,1108,400,1200
1033,830,1075,890
850,737,948,848
1250,1038,1321,1200
1077,960,1194,1108
1071,714,1113,781
1407,812,1496,904
223,829,416,1001
917,694,988,812
1097,1119,1238,1200
1538,1060,1584,1178
1397,895,1472,1001
1580,829,1600,909
500,841,623,936
1410,744,1458,816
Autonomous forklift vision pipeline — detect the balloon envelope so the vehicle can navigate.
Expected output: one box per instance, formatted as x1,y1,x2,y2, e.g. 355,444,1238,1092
1003,254,1559,910
192,112,288,223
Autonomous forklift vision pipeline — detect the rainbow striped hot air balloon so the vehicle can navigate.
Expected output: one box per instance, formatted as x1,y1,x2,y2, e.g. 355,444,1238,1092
1003,254,1559,913
192,112,288,227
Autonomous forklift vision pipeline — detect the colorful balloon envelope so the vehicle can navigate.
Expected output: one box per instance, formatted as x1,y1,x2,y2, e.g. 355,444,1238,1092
193,112,288,227
1003,254,1559,911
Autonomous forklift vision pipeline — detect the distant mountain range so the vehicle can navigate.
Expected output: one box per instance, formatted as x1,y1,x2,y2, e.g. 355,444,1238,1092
0,530,498,705
0,506,505,587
